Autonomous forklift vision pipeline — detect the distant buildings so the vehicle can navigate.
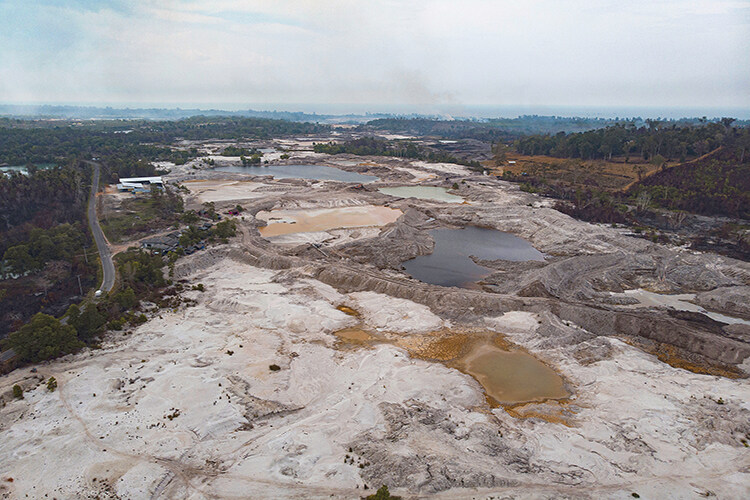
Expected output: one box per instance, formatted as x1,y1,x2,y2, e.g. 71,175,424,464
117,177,164,193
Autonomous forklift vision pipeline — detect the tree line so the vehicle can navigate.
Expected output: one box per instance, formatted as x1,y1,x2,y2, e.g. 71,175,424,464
313,137,483,170
513,120,750,162
0,116,329,166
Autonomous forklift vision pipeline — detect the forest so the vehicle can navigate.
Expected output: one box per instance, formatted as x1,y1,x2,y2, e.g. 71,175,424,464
503,121,750,219
513,119,750,161
313,136,482,169
361,115,750,139
0,164,97,337
0,116,329,166
0,164,91,254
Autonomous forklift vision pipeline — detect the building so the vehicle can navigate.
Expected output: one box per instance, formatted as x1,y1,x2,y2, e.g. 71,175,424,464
141,231,180,254
0,348,18,375
117,176,164,193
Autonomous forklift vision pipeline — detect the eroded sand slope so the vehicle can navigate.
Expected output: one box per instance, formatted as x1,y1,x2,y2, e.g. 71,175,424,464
1,257,748,499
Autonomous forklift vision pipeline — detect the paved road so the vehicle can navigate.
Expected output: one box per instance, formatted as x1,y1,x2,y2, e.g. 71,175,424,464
86,162,115,293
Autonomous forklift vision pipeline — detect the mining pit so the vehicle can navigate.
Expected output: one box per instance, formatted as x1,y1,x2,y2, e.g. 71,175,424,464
1,145,749,499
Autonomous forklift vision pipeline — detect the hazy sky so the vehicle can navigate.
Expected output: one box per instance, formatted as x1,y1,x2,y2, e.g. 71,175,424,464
1,0,748,114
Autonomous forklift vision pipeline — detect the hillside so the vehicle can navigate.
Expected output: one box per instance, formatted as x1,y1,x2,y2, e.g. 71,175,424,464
630,148,750,219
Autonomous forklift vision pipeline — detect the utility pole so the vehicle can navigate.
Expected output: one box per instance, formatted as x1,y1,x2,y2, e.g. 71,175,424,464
76,275,83,296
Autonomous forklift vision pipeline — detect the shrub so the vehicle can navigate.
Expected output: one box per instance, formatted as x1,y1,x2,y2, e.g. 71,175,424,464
108,319,124,331
12,385,23,399
46,377,57,392
269,364,281,371
366,485,401,500
131,314,148,325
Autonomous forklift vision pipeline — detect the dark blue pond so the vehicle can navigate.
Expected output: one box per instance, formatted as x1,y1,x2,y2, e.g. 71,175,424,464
213,164,378,183
402,227,544,288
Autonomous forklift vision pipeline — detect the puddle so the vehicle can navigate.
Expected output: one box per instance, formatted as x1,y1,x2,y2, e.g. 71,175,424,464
611,289,750,326
258,206,402,237
378,186,464,203
213,164,378,183
332,325,568,406
333,327,373,342
336,305,361,317
456,343,569,405
402,227,544,288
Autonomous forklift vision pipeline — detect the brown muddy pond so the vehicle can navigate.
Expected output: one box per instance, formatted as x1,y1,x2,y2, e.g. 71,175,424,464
258,206,402,237
456,343,568,404
333,323,567,405
333,327,373,342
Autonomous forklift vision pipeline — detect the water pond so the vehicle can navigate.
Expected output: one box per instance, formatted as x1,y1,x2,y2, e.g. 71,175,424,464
213,164,378,183
378,186,464,203
402,226,544,287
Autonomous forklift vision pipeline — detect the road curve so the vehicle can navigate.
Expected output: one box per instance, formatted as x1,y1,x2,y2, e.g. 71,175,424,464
86,161,115,293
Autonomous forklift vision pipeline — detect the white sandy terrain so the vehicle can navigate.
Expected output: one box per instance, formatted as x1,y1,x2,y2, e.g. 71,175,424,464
411,160,472,176
257,206,402,237
183,179,270,203
393,166,438,181
1,257,748,499
262,226,384,247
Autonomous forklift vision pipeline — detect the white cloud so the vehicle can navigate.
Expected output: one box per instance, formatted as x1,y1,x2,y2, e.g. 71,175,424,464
0,0,748,112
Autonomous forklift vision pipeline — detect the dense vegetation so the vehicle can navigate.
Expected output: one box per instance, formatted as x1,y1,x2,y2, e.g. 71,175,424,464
2,223,88,276
313,137,482,170
3,313,83,363
1,248,177,362
363,116,750,139
0,164,98,337
0,116,328,166
513,119,749,161
363,118,516,141
503,122,750,219
0,164,90,249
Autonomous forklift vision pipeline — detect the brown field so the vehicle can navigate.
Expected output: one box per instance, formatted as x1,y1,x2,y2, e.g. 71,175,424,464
489,153,671,191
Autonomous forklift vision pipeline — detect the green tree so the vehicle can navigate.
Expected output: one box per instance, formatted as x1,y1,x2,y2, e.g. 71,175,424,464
366,485,401,500
46,377,57,392
3,245,36,274
179,225,203,247
71,304,106,341
6,313,84,362
201,202,217,220
12,385,23,399
182,210,199,224
113,287,137,310
65,303,82,326
212,220,237,240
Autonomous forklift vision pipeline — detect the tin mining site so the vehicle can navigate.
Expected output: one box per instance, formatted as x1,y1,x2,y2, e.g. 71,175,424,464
1,134,750,499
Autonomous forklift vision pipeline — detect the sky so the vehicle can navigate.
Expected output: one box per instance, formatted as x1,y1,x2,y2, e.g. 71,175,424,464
0,0,749,116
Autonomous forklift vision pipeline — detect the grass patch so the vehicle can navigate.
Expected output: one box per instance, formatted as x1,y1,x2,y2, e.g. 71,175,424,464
101,191,182,243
